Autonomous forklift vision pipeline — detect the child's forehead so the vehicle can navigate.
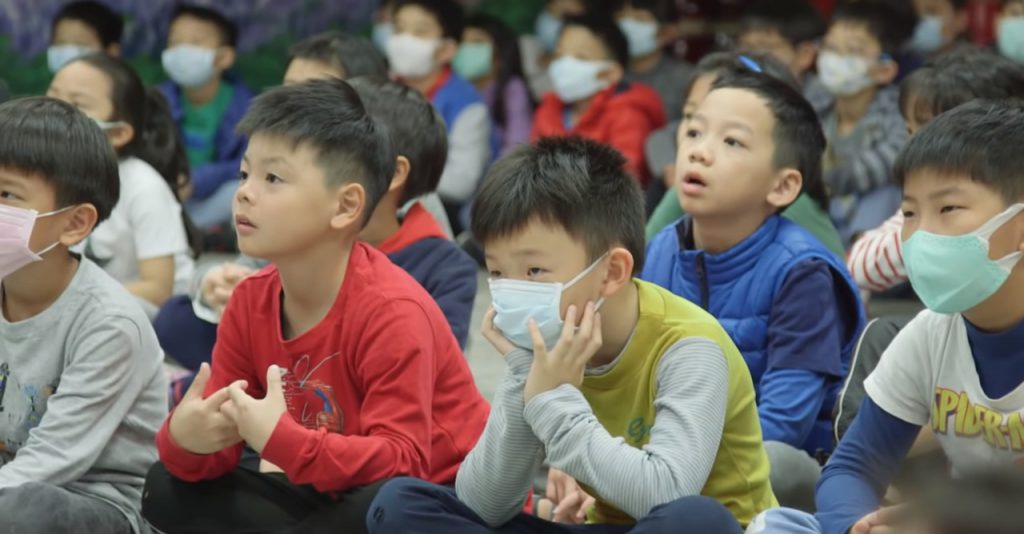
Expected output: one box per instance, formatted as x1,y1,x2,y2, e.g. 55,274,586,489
394,4,442,30
244,134,320,168
698,88,775,129
826,20,880,46
559,25,612,58
0,166,58,199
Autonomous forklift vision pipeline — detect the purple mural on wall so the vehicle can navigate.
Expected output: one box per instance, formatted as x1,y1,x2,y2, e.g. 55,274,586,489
0,0,378,59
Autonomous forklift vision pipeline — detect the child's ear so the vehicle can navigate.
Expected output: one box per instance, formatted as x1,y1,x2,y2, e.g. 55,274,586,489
599,246,635,299
793,41,818,76
872,58,899,86
437,38,458,66
60,204,98,247
330,182,367,231
106,43,122,57
598,62,625,86
767,168,802,209
215,47,237,71
107,123,135,150
388,156,411,194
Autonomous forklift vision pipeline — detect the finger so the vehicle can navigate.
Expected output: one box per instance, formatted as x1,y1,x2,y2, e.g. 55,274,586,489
527,318,549,357
571,302,596,355
536,498,554,521
182,363,211,402
546,472,560,502
265,365,285,397
219,400,240,422
851,520,872,534
556,305,579,349
204,379,247,409
872,505,907,525
576,493,595,522
553,491,581,523
585,311,603,358
212,286,233,305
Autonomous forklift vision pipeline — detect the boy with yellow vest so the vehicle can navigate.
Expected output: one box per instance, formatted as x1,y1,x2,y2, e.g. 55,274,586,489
366,136,776,533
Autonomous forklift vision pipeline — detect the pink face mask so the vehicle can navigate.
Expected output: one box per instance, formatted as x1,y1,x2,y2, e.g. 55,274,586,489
0,204,71,279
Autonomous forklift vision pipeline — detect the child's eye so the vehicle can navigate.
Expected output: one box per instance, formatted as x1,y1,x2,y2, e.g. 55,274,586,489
685,128,701,139
724,137,745,148
902,210,916,219
488,270,502,279
526,267,547,277
238,170,249,181
0,190,20,201
939,206,962,214
266,173,283,184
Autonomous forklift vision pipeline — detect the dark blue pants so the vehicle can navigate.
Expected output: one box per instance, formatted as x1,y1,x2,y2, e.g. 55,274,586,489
366,477,743,534
153,294,218,370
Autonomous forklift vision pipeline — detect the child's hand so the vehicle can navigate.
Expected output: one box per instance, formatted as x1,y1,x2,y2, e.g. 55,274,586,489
481,307,516,356
546,468,595,524
523,303,602,403
201,263,254,316
220,365,288,454
851,505,908,534
168,363,247,454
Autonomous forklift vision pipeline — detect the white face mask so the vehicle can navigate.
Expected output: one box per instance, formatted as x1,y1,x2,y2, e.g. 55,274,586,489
816,50,876,97
47,45,94,73
548,56,613,103
0,204,72,280
386,33,442,79
489,253,608,350
162,44,217,88
618,18,659,58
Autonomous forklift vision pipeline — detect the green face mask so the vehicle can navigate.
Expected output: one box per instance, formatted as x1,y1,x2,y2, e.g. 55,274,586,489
903,203,1024,314
452,42,494,81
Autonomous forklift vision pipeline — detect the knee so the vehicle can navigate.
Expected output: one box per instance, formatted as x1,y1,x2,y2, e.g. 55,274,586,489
367,477,443,531
0,482,65,530
141,462,179,528
647,495,742,534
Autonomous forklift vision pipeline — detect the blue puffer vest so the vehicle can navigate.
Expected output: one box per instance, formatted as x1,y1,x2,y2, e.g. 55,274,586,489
642,215,866,452
431,71,500,159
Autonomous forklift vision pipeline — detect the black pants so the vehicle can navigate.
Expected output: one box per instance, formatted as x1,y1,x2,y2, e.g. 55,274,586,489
142,462,389,534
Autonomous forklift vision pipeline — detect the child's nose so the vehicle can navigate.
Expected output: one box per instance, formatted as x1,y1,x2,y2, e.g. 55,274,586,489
687,143,712,166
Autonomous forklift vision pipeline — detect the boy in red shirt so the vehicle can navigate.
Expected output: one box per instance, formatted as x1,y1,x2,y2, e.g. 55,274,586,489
141,79,490,534
532,13,666,185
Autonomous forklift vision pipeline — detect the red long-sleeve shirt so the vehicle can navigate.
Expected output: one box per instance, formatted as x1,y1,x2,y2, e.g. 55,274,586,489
156,242,490,492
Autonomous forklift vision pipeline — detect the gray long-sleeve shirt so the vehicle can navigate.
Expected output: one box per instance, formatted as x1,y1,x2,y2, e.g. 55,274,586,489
455,337,729,527
0,258,167,533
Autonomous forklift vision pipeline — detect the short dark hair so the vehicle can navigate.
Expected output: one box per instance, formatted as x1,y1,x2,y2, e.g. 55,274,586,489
710,70,826,210
560,14,630,69
0,97,119,222
347,76,447,205
288,31,388,79
237,79,395,225
392,0,465,41
894,99,1024,203
740,0,825,46
171,4,238,48
900,48,1024,126
471,136,646,273
611,0,678,21
832,1,914,56
52,1,124,48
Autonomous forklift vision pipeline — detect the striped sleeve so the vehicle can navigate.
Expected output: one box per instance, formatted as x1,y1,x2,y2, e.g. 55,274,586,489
828,111,908,197
454,349,545,527
847,211,907,293
523,338,728,520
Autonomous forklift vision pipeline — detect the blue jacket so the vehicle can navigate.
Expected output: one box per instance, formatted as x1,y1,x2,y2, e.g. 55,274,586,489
642,215,866,452
159,75,253,200
432,69,500,161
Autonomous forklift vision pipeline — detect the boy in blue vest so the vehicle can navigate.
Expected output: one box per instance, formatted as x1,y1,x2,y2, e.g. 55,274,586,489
386,0,492,233
751,99,1024,534
642,68,865,510
159,4,253,233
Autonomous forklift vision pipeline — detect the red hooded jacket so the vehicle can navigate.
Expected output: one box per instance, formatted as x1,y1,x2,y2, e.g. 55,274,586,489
531,82,667,185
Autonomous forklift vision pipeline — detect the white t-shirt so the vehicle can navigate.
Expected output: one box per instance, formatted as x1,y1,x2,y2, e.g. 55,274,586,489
866,310,1024,475
84,157,195,296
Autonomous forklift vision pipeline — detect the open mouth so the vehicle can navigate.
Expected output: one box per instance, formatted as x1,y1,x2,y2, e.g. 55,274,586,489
235,215,257,230
683,172,707,187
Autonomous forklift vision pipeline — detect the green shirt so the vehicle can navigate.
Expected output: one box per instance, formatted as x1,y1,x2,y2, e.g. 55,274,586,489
181,82,234,168
645,188,846,258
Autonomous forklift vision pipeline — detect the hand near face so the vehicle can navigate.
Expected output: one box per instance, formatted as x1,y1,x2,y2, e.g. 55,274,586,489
523,302,602,403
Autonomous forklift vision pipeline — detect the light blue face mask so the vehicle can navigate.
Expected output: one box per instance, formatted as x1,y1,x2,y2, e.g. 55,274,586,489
618,18,658,58
998,17,1024,64
452,42,494,81
903,203,1024,314
372,22,393,52
47,44,94,73
535,12,562,52
908,16,944,55
489,253,608,350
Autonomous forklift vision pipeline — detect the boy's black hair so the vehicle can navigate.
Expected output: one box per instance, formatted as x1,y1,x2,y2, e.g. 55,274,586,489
52,1,124,48
831,1,914,56
237,79,395,225
899,48,1024,126
0,97,119,222
471,136,646,273
288,31,388,80
171,4,238,48
740,0,825,46
894,99,1024,203
610,0,678,22
392,0,465,41
71,53,201,256
710,70,826,210
560,14,630,69
347,76,447,205
465,14,533,129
